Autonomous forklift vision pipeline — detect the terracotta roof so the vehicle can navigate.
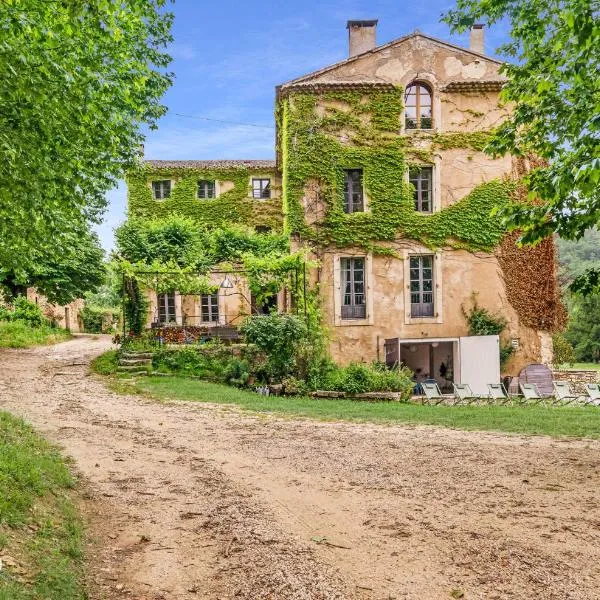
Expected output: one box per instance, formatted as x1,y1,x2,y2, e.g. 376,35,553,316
441,79,507,92
279,31,503,89
280,80,397,96
144,159,276,170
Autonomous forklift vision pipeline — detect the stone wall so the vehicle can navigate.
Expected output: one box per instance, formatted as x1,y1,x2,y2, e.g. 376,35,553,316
552,370,599,394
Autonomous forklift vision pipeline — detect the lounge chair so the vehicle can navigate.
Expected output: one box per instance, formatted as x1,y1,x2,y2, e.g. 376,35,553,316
453,383,478,405
421,382,445,405
487,383,511,404
584,383,600,406
552,381,580,405
520,382,545,404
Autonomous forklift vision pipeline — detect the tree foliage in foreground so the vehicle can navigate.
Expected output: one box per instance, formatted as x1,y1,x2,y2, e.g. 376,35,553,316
443,0,600,290
0,0,173,278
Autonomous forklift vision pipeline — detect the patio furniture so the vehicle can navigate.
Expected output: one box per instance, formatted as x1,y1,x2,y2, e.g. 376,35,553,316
519,382,545,404
584,383,600,406
487,382,511,404
421,381,445,405
552,381,580,405
453,383,478,405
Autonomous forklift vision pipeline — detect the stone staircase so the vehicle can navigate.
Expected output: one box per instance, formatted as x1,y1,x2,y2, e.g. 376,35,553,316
117,351,153,376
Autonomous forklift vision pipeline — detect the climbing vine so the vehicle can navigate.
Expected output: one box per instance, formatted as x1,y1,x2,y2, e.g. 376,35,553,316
127,165,283,231
279,90,512,253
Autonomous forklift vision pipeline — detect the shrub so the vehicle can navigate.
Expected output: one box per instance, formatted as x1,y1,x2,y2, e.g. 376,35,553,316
11,297,46,327
152,344,231,379
80,305,118,333
91,350,119,375
552,333,575,366
223,357,250,387
240,314,308,380
319,362,414,399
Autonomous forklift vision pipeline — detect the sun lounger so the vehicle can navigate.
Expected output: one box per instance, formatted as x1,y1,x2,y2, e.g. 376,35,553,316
487,383,511,404
584,383,600,406
421,381,445,405
520,382,545,404
552,381,580,405
453,383,479,405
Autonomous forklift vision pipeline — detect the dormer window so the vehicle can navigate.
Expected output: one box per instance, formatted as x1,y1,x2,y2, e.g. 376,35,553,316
198,179,216,199
152,180,171,200
405,82,432,130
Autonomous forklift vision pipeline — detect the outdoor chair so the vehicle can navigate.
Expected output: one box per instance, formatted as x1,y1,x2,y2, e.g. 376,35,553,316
584,383,600,406
519,382,545,404
487,383,511,404
421,382,446,405
552,381,580,405
453,383,479,405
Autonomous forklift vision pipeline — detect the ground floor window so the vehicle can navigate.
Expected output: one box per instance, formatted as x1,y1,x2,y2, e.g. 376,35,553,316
410,255,434,317
158,293,176,324
341,257,366,319
201,293,219,322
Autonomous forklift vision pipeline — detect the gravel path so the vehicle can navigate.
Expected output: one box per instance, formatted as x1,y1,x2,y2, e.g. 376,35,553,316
1,335,599,599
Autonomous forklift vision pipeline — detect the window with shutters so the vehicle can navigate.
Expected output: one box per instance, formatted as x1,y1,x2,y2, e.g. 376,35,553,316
197,180,216,199
409,166,433,213
409,255,434,317
343,169,364,213
201,293,219,323
404,82,433,130
252,178,271,199
341,257,366,319
152,180,171,200
158,293,176,323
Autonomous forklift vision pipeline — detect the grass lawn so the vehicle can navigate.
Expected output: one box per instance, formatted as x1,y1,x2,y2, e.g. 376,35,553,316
108,372,600,439
556,362,600,371
0,412,85,600
0,321,71,349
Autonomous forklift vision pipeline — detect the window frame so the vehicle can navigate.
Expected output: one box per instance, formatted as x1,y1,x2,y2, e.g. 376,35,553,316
340,256,367,320
197,179,216,200
409,166,433,213
152,180,172,200
343,169,365,214
157,292,176,324
409,255,435,318
200,292,219,323
252,178,271,199
404,82,433,130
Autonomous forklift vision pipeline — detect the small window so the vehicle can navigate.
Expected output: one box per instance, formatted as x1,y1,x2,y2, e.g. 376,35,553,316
341,257,366,319
405,82,432,130
255,225,271,234
152,180,171,200
201,293,219,323
252,178,271,199
409,167,433,213
157,293,176,324
410,256,434,318
198,180,216,199
343,169,364,214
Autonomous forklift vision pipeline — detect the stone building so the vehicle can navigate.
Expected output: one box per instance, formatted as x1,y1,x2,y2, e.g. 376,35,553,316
127,21,563,393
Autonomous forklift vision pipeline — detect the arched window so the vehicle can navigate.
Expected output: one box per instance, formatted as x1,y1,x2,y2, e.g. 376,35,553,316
405,82,432,130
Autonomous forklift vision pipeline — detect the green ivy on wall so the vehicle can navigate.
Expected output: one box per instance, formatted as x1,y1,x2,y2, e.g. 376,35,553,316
280,89,513,253
127,165,283,231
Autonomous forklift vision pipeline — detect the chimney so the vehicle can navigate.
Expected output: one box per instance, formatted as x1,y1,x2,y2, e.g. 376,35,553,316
469,24,485,54
347,20,378,57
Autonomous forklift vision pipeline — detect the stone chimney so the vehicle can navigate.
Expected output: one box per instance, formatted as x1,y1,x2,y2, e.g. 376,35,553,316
469,24,485,54
347,20,378,57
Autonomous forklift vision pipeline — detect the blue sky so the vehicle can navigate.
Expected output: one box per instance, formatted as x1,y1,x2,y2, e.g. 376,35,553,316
96,0,508,252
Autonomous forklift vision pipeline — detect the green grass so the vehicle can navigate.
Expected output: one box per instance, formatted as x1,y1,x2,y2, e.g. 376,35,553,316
90,349,119,375
0,321,71,349
0,412,85,599
556,362,600,371
115,374,600,439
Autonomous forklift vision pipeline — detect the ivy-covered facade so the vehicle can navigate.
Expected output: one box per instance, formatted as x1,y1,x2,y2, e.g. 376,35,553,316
126,23,564,388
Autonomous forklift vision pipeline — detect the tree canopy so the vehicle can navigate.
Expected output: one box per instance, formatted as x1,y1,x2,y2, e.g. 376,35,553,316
443,0,600,289
0,0,173,281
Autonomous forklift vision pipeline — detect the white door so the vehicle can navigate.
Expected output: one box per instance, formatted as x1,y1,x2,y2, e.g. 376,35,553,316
459,335,500,396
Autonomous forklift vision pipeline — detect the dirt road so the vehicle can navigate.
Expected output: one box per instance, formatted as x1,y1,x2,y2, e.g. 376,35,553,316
1,336,599,599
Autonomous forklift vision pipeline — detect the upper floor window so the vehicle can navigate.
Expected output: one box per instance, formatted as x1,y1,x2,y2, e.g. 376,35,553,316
152,180,171,200
198,180,216,199
201,293,219,323
341,257,366,319
410,255,434,318
409,166,433,213
252,178,271,199
157,293,176,324
405,82,432,130
343,169,364,213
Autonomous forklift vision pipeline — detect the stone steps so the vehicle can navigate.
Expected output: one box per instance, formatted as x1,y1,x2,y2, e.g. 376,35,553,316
119,358,152,366
120,352,153,360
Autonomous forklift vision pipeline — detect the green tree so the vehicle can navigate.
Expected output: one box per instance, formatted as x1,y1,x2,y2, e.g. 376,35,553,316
443,0,600,290
0,0,173,276
564,294,600,362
